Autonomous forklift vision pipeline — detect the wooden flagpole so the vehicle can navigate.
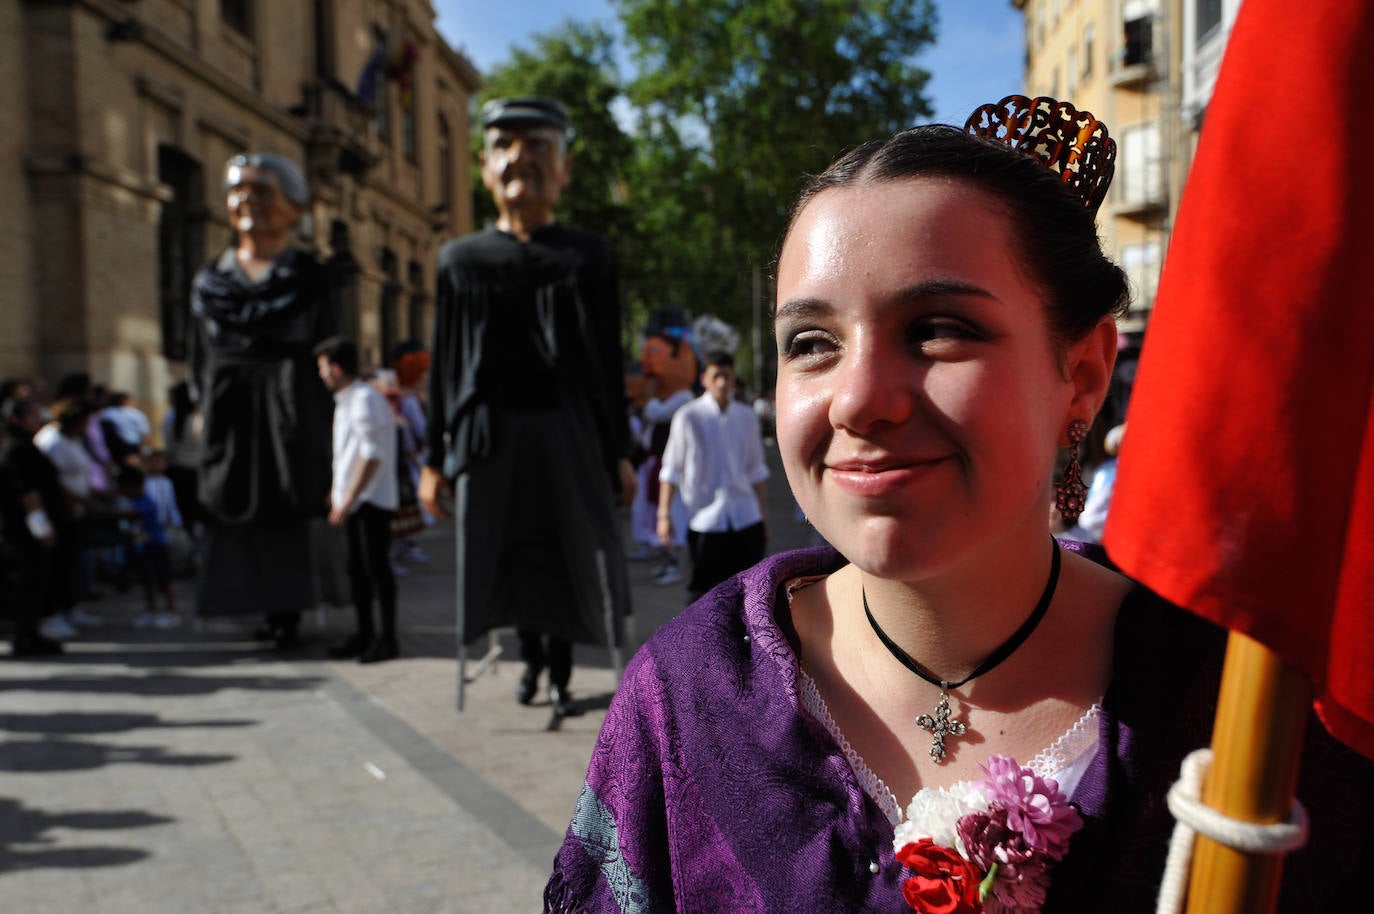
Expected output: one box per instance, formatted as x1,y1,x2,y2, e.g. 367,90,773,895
1183,631,1312,914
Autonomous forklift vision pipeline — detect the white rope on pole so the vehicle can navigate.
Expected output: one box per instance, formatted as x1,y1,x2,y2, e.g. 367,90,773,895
1155,748,1310,914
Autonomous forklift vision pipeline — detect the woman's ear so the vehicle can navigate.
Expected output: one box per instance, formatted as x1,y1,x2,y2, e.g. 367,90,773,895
1066,317,1119,428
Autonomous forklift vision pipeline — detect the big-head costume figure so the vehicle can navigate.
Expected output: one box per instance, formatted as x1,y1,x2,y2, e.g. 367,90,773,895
419,97,635,716
629,308,698,557
188,153,338,647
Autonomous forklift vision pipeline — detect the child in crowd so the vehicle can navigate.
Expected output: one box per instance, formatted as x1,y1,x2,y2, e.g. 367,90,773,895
142,449,193,576
116,465,180,629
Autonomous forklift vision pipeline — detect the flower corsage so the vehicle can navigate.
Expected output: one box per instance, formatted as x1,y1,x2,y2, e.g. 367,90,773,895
891,756,1083,914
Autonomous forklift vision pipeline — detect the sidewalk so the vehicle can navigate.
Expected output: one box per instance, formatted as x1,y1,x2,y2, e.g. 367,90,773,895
0,445,815,913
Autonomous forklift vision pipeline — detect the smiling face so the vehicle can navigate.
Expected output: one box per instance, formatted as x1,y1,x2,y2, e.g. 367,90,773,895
774,177,1094,582
481,125,571,223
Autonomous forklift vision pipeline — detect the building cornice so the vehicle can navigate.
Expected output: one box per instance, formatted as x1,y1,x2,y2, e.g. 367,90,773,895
436,39,483,91
26,154,174,202
73,0,309,144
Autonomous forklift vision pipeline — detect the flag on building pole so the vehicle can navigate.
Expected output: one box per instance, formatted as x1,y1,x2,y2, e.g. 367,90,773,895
1103,0,1374,910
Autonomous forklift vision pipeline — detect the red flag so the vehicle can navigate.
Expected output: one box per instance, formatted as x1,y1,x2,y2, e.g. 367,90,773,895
1104,0,1374,759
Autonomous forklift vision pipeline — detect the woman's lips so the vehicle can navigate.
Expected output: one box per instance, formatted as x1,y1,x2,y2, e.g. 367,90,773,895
825,458,948,497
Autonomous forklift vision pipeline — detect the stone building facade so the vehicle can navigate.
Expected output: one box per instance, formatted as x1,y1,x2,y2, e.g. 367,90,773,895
1,0,480,421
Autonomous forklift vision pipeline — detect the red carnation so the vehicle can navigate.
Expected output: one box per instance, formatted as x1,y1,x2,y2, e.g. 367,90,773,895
896,839,983,914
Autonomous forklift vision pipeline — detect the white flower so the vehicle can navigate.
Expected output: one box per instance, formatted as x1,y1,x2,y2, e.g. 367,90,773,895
893,781,990,856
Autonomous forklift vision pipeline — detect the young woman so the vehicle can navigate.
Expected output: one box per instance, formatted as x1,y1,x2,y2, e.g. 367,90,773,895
545,100,1372,913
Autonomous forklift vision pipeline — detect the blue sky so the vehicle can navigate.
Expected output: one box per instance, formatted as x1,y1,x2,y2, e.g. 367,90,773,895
433,0,1025,128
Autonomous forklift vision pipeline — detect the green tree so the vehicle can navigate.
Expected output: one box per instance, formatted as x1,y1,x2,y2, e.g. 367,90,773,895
614,0,938,373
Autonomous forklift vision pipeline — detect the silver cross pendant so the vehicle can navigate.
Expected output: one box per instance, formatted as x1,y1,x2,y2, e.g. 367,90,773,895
916,689,967,762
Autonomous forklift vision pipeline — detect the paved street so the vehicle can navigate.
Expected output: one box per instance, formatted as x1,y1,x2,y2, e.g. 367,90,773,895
0,446,815,913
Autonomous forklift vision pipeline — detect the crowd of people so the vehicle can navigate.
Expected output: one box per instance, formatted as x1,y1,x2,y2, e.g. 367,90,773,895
0,375,196,655
0,351,433,660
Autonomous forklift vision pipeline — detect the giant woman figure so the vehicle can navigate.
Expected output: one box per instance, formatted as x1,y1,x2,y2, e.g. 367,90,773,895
188,153,339,645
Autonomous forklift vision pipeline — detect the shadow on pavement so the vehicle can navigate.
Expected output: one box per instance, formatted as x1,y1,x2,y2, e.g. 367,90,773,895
0,711,256,735
0,796,165,873
0,670,324,697
0,738,237,773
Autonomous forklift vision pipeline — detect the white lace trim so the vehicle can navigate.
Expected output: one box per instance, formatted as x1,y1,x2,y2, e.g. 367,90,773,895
1028,701,1102,780
798,670,905,823
797,667,1101,826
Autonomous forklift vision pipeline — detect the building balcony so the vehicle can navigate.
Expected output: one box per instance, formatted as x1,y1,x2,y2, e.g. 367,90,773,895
1112,193,1167,220
295,78,380,190
1111,14,1158,90
1109,56,1155,90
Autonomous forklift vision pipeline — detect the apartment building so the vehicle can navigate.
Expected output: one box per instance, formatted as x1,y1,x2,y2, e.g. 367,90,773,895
1015,0,1244,336
1,0,480,417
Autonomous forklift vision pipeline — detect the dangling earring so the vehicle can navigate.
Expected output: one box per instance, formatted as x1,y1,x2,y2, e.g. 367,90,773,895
1056,419,1089,523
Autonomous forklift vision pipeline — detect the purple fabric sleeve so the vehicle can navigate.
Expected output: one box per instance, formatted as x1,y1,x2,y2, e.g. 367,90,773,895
545,548,904,912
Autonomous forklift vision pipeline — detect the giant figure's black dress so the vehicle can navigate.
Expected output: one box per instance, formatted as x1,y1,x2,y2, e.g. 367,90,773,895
426,225,631,649
188,247,338,616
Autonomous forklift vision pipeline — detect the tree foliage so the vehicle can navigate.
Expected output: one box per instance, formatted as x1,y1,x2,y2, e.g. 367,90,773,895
470,2,938,381
614,0,937,338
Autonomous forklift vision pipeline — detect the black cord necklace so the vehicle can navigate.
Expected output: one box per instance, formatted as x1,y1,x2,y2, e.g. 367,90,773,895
862,540,1062,763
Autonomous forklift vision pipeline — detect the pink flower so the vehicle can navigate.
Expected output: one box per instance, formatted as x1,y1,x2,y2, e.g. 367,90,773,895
974,756,1081,860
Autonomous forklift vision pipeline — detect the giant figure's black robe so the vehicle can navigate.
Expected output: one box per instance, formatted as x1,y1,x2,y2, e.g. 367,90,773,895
427,225,631,647
187,247,339,615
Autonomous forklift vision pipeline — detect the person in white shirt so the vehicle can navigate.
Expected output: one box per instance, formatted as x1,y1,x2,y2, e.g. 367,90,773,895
657,351,769,602
34,398,101,631
316,339,401,663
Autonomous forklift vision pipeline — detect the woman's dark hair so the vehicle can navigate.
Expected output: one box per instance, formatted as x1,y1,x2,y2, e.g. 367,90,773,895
778,124,1129,347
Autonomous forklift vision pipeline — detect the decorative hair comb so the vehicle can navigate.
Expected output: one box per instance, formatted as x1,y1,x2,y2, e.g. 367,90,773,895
964,95,1116,212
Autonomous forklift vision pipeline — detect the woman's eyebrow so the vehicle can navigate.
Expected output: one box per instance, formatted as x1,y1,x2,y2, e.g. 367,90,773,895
774,297,833,321
892,279,1000,304
777,281,1000,319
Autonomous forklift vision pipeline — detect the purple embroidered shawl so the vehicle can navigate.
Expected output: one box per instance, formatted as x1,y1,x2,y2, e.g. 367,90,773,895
545,546,1374,913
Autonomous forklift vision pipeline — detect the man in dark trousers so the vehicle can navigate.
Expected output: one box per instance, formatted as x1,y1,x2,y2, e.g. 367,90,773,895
317,339,401,664
419,97,635,718
0,397,67,656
